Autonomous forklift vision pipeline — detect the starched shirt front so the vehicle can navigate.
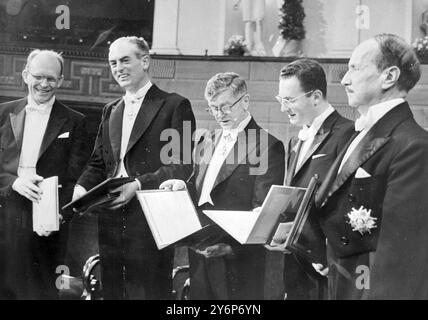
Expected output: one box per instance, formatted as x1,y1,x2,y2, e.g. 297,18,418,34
18,96,55,177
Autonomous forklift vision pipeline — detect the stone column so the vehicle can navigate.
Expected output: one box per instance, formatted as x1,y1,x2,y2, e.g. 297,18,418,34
151,0,181,54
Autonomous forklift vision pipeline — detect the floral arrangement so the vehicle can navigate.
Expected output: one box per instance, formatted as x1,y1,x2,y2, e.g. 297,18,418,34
224,35,248,56
412,36,428,59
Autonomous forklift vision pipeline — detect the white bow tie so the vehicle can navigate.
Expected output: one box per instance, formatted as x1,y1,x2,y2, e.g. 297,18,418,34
355,115,370,132
298,125,316,141
222,130,238,142
26,103,51,115
124,94,144,105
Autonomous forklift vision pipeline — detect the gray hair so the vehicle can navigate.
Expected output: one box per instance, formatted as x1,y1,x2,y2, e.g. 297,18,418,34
204,72,247,100
25,49,64,75
110,36,150,58
373,33,421,92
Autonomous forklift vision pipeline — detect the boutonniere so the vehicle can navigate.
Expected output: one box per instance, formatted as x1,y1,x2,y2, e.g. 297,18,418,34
347,205,377,235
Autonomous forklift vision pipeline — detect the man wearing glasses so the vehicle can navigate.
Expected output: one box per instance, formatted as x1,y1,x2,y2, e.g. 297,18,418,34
269,59,354,299
160,72,285,299
0,49,89,299
73,36,195,299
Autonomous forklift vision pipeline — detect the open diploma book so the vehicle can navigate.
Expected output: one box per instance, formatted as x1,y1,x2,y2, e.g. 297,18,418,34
33,176,59,232
203,185,306,245
136,189,203,250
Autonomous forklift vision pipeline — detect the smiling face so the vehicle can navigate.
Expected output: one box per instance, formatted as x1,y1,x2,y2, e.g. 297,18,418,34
207,90,249,130
22,52,63,104
341,39,383,111
108,39,150,93
278,76,317,127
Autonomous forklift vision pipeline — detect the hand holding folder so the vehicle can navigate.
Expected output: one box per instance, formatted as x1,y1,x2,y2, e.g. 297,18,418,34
203,184,307,245
33,176,59,236
63,177,135,214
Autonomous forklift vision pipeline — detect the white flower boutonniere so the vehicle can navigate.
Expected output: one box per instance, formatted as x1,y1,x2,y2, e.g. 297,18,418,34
347,205,377,235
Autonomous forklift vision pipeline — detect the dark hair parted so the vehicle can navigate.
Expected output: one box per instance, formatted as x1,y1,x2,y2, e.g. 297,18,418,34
373,33,421,92
279,58,327,98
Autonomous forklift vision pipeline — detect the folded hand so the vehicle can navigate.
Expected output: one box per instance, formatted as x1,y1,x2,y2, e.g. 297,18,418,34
159,179,186,191
196,243,234,258
12,174,44,203
312,263,329,276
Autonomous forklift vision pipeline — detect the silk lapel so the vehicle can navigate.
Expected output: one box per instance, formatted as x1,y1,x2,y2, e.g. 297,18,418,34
316,102,412,207
125,86,163,155
329,133,390,197
211,121,258,191
285,138,302,185
294,129,330,176
9,99,27,151
294,110,339,177
109,98,124,161
195,131,220,197
38,100,68,159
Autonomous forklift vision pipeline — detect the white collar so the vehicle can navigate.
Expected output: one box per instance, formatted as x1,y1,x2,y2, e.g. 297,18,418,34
26,95,55,114
355,98,405,131
124,81,152,104
222,113,252,140
298,105,334,141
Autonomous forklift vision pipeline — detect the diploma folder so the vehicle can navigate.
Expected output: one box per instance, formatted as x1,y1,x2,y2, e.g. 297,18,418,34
136,189,203,250
33,176,59,232
62,177,135,213
283,175,324,263
203,185,306,245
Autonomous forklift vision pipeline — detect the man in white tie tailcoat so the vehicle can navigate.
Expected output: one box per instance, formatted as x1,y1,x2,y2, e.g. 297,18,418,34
315,34,428,299
0,49,89,299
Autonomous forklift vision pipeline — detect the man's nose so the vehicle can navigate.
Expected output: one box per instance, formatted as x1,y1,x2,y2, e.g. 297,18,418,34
280,103,289,113
116,61,125,72
39,78,50,86
341,70,350,86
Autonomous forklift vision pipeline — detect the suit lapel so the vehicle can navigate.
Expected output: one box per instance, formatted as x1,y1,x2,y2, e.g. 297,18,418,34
109,98,125,161
211,119,258,191
285,138,302,185
9,99,27,151
195,130,220,197
329,134,389,196
38,100,68,159
317,102,413,207
125,85,164,155
290,111,339,181
294,129,330,176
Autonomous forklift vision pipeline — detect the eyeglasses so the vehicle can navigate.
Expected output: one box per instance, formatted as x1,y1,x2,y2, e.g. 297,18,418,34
275,90,314,106
29,72,61,85
205,94,246,115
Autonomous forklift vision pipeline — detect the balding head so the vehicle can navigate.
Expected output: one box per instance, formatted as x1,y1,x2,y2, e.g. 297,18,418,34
22,49,64,104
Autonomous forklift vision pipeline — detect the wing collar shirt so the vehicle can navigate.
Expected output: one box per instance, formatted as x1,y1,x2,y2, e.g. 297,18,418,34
18,95,55,177
296,105,335,170
198,113,252,206
115,81,152,178
338,98,405,173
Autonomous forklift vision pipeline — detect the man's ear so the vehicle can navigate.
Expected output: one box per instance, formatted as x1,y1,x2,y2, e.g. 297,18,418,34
312,89,323,106
242,93,250,110
381,66,400,90
141,55,150,72
22,69,29,84
57,75,64,88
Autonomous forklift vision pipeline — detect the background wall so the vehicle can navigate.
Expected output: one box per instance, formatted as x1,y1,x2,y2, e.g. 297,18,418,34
181,0,428,57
